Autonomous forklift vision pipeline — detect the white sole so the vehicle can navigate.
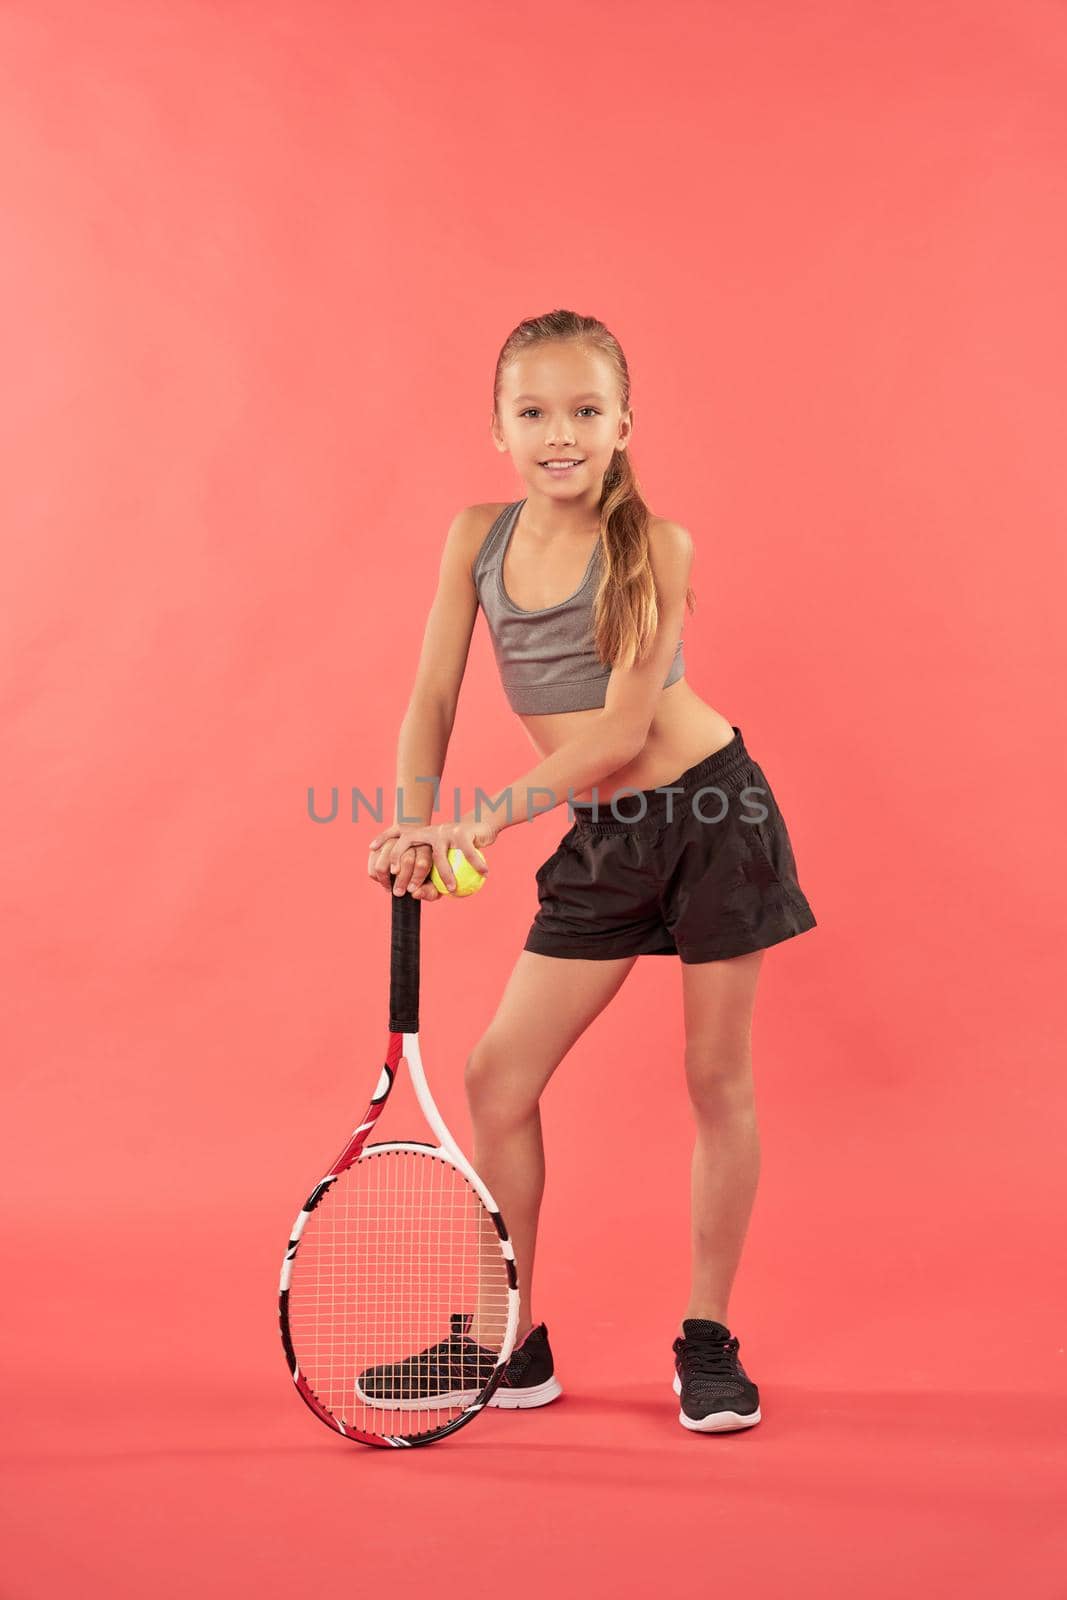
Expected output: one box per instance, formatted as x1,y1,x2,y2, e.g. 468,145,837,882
353,1379,478,1410
353,1372,563,1411
672,1371,761,1431
487,1375,563,1409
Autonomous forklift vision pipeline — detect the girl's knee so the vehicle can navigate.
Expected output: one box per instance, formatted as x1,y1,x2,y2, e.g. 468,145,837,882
465,1040,540,1125
463,1045,489,1105
684,1042,756,1116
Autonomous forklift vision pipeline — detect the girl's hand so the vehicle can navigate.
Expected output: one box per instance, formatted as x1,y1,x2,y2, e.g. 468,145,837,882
367,819,496,898
368,842,442,901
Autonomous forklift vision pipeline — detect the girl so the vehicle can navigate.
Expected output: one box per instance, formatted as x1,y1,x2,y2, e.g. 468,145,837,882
366,309,817,1433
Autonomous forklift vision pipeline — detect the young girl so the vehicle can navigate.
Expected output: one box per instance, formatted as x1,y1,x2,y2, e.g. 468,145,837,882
367,309,817,1433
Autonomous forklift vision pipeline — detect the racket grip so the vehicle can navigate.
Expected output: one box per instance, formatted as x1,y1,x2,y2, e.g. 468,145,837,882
388,888,421,1033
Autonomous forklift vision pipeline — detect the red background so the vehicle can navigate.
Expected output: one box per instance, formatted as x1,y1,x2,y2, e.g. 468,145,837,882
2,1,1064,1594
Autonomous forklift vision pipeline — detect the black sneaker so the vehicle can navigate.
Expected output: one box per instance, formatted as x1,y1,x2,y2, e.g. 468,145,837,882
354,1312,502,1410
672,1318,762,1432
354,1312,563,1410
486,1321,562,1409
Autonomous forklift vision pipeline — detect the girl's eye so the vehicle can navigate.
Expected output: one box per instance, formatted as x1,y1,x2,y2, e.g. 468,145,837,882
518,407,599,419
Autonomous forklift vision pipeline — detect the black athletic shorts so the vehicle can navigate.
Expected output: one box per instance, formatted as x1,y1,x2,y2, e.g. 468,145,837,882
523,725,817,964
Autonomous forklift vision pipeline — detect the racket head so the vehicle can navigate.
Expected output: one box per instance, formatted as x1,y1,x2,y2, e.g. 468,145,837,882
280,1064,519,1447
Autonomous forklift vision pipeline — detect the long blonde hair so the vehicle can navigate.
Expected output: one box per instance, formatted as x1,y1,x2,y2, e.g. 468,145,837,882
493,309,696,672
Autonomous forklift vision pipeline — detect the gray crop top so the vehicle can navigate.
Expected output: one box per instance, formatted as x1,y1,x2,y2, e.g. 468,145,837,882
471,499,685,715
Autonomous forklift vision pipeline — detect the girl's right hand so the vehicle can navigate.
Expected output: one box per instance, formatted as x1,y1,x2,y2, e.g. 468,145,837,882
367,840,442,901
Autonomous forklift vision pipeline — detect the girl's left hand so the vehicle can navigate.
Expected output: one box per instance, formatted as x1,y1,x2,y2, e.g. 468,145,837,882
367,818,497,897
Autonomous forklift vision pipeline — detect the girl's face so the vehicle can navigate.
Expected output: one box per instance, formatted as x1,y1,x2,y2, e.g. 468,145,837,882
493,342,633,497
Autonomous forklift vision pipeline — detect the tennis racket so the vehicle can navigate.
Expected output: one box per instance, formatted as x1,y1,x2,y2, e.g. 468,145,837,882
279,887,519,1447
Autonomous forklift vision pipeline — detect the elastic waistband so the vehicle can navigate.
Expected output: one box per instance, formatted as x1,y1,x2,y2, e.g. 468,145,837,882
570,726,751,834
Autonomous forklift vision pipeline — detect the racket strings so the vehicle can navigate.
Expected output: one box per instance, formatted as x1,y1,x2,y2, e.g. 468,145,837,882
286,1148,512,1441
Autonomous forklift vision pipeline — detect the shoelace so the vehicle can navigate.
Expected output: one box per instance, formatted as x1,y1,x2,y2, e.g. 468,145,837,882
429,1335,490,1369
678,1333,742,1378
378,1314,500,1379
383,1334,484,1375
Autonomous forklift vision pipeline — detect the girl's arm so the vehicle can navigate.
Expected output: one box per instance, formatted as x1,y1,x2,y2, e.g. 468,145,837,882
460,520,694,834
390,697,452,831
369,507,483,890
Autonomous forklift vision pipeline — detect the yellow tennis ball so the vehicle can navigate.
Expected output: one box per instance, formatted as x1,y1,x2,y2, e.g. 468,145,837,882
430,846,488,898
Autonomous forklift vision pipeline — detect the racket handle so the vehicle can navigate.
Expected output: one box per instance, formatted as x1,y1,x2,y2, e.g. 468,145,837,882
388,887,421,1033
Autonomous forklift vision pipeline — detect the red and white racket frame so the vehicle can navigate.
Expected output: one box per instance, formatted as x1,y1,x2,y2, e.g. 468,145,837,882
279,890,520,1448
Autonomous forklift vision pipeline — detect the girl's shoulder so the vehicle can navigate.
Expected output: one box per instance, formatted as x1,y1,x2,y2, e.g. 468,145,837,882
431,502,512,591
464,500,516,585
645,511,691,541
645,514,694,569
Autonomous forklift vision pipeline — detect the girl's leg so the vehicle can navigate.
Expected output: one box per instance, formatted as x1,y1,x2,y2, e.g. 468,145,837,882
465,948,638,1346
679,949,765,1325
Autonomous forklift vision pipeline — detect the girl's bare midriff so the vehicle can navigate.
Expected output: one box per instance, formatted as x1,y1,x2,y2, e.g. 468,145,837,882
518,675,736,806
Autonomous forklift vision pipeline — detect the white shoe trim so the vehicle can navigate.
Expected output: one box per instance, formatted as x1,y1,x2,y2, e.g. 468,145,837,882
487,1374,563,1409
354,1378,482,1410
